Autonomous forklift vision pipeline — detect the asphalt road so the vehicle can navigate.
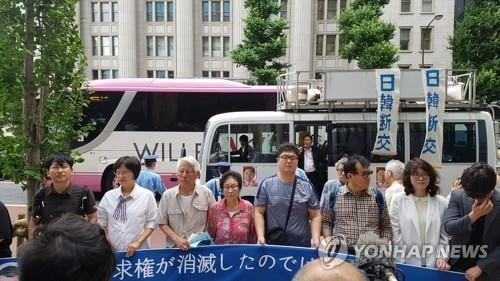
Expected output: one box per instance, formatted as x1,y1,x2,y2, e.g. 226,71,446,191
0,181,26,205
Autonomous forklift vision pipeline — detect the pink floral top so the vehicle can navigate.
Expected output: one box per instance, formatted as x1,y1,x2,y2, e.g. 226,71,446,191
207,198,256,244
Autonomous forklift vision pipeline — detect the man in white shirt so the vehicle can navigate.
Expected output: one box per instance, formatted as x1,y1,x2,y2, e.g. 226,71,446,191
298,134,327,197
384,159,405,211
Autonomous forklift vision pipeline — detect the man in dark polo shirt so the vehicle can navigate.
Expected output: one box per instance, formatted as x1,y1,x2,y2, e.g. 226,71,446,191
28,153,97,239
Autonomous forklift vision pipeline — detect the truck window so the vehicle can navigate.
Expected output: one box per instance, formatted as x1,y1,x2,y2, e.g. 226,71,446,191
229,124,290,163
330,123,404,163
409,122,476,163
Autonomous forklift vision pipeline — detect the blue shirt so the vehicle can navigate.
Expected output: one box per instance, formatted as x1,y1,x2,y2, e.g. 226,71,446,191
136,168,166,195
319,179,342,209
205,178,222,200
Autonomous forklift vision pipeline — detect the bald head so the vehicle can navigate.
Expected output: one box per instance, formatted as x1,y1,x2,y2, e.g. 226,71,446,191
292,259,367,281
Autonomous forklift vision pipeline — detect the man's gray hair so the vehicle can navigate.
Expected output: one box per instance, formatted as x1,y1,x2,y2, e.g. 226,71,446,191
335,157,348,169
385,159,405,180
177,156,201,174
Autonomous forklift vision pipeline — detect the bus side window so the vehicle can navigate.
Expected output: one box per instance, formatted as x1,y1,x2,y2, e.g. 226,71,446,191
330,123,404,163
409,122,476,163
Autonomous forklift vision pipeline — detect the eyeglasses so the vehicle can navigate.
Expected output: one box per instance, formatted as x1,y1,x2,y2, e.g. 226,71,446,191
336,168,344,172
178,169,195,175
411,173,430,179
353,170,373,178
223,184,239,190
279,155,298,161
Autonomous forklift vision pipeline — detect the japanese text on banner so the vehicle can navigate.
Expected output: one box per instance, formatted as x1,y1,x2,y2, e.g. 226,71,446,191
372,69,400,156
420,69,446,166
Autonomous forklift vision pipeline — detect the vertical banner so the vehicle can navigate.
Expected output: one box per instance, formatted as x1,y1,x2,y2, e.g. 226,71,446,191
420,69,446,167
372,69,400,156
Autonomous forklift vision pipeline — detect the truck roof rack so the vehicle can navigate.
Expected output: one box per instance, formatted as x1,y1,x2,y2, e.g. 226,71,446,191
276,69,485,112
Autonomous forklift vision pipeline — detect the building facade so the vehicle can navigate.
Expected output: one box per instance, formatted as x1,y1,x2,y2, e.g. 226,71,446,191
77,0,454,80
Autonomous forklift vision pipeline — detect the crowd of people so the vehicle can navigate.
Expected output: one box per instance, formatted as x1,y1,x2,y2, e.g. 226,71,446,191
1,140,499,281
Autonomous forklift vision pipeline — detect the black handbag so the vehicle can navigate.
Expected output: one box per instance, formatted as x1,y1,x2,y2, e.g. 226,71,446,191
265,177,297,246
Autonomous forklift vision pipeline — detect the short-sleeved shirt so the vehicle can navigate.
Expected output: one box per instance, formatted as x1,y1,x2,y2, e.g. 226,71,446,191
207,198,255,244
32,184,97,225
205,178,222,200
0,201,12,258
254,175,319,247
98,184,157,251
136,168,166,195
157,184,215,247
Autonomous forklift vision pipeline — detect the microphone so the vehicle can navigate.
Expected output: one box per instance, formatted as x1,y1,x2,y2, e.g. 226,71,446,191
355,232,403,281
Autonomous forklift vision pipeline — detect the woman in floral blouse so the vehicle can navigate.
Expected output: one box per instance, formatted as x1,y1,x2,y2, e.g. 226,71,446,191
207,170,256,244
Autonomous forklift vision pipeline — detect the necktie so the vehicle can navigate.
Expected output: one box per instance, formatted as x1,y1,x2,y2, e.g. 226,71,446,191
113,195,129,222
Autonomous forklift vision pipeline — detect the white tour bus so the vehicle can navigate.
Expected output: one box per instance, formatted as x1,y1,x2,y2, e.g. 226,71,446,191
199,70,499,200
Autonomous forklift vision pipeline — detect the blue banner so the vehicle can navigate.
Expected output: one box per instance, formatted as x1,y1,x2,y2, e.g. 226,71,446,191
0,245,466,280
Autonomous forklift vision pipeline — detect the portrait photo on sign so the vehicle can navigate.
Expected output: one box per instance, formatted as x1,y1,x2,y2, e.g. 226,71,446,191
376,167,388,189
242,166,258,187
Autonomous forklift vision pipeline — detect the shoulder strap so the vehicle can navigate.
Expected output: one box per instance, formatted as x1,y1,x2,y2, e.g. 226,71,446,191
80,187,89,215
372,187,385,220
283,177,297,231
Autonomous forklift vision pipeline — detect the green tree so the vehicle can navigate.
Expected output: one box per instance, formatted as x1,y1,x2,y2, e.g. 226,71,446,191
449,0,500,103
231,0,288,85
338,0,398,69
0,0,90,212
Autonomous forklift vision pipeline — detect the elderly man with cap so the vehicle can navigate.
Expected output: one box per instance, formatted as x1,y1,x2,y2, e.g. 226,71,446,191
136,154,166,199
204,161,231,201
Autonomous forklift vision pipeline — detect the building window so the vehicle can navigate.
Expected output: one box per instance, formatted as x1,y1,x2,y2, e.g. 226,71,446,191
316,35,324,56
223,1,230,21
91,2,98,22
326,35,336,56
211,71,221,78
100,2,110,22
112,70,119,78
92,70,99,80
147,70,154,78
112,36,118,56
167,36,174,57
101,36,110,56
340,0,347,14
421,27,432,50
398,64,411,69
156,36,166,56
156,70,166,78
146,36,154,56
167,71,175,78
327,0,337,20
112,2,118,22
223,37,230,57
317,0,325,20
211,37,221,57
146,2,153,21
166,1,174,21
202,37,209,57
401,0,411,13
280,0,288,19
155,1,165,21
92,36,98,56
202,1,209,22
422,0,432,12
223,71,230,78
101,70,111,79
400,28,411,51
211,1,221,22
202,71,209,77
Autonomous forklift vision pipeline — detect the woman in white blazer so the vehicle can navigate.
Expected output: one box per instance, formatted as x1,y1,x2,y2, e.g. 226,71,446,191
389,158,450,270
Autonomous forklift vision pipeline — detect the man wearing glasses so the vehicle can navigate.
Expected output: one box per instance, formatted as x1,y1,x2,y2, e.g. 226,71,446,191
254,143,321,247
321,155,392,253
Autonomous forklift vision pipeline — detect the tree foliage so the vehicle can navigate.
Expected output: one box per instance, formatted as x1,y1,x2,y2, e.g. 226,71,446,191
449,0,500,103
338,0,398,68
230,0,288,85
0,0,90,205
